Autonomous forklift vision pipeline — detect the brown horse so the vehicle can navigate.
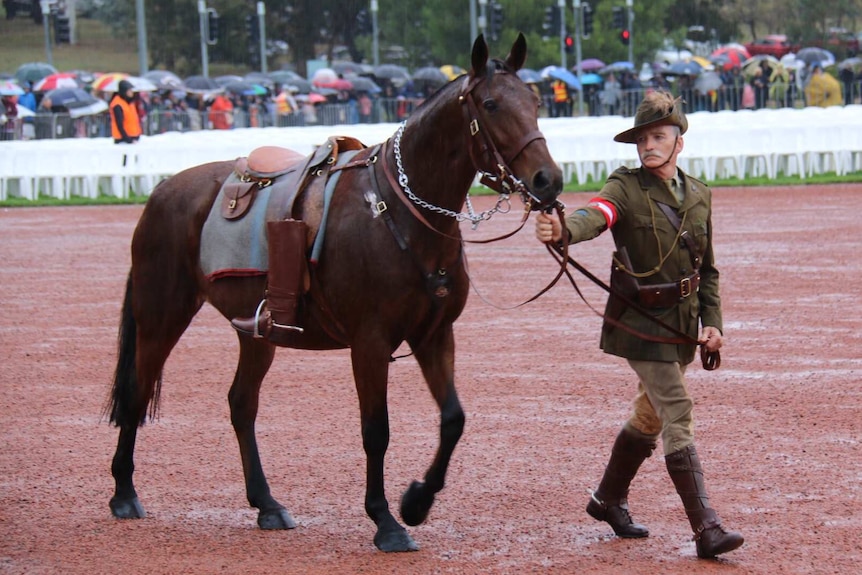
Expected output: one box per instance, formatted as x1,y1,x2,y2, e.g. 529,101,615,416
106,34,562,552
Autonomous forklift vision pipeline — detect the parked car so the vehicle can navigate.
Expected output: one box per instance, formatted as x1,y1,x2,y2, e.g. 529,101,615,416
654,39,693,66
744,34,800,59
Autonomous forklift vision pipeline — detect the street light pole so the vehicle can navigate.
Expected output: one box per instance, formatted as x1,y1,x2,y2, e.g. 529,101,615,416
574,0,583,115
627,0,634,64
469,0,477,45
198,0,209,77
257,1,266,73
40,0,52,67
478,0,487,37
558,0,566,68
370,0,379,66
135,0,148,74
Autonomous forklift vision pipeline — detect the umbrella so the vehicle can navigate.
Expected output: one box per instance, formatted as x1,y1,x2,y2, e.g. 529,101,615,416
91,72,129,92
331,60,373,76
599,61,635,74
183,75,222,93
343,75,381,93
540,65,581,89
214,74,243,87
742,55,781,77
440,65,466,80
143,70,185,91
14,62,57,86
579,72,603,85
662,59,703,77
295,92,327,104
694,70,723,93
313,77,353,91
0,80,25,96
42,87,109,118
839,57,862,72
516,68,543,84
311,67,339,85
804,70,842,107
16,103,35,117
32,72,84,92
579,58,606,72
268,70,311,93
691,56,714,71
710,45,749,70
223,81,267,96
795,47,835,68
412,66,448,85
243,72,275,90
373,64,411,86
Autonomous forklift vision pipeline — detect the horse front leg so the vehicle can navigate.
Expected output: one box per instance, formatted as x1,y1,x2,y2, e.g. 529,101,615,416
351,345,418,552
400,325,465,527
230,336,296,530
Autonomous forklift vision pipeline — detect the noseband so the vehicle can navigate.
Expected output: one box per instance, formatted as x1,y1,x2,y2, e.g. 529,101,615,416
459,70,546,206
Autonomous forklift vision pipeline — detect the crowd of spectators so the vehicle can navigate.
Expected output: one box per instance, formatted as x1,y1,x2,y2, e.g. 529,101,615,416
2,61,860,141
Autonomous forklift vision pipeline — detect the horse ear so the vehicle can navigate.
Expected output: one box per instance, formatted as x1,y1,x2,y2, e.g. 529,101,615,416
471,34,489,77
505,32,527,72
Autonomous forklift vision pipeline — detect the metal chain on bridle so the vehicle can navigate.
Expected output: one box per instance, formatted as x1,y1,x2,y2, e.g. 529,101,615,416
392,122,513,229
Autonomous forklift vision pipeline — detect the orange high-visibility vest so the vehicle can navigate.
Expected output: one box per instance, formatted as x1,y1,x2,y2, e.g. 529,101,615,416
110,95,142,140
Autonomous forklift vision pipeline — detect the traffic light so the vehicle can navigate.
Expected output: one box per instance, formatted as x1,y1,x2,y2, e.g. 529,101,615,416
620,29,631,45
54,13,71,44
612,6,625,29
206,9,219,46
542,5,561,39
245,15,260,66
356,8,372,35
489,2,504,41
582,2,593,38
564,35,574,54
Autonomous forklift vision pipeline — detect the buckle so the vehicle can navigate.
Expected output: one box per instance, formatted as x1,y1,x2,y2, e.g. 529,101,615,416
680,277,692,298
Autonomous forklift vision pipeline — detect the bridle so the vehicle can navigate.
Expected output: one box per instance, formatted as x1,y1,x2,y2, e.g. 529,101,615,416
381,66,561,242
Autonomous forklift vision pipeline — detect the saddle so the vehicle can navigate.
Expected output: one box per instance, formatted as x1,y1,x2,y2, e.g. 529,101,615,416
220,136,366,234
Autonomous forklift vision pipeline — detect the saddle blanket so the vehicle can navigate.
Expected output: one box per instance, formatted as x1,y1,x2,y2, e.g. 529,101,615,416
200,182,273,280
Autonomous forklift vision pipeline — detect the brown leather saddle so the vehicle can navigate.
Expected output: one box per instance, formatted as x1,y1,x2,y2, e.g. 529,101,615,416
220,136,366,232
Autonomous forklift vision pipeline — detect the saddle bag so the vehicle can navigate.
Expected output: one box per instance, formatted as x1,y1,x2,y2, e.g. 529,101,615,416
221,180,258,220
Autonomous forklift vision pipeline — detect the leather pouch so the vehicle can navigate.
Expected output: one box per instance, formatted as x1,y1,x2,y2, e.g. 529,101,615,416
221,182,257,220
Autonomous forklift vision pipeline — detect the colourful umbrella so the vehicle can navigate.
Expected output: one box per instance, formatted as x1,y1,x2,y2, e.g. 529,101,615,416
579,58,606,72
710,45,749,70
32,72,84,92
0,80,25,96
440,65,466,80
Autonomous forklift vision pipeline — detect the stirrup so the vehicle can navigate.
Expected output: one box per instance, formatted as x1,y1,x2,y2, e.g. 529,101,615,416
251,299,267,338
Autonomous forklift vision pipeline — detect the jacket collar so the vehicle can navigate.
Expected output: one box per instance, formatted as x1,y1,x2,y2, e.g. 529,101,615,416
637,167,706,213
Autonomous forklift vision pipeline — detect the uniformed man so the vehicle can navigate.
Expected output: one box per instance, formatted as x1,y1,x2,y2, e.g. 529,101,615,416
535,90,744,559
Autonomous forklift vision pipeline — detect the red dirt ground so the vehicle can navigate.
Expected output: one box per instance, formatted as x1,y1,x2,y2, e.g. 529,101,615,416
1,184,860,575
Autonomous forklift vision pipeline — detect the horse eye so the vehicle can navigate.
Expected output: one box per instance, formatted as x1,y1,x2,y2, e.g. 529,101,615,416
482,99,498,113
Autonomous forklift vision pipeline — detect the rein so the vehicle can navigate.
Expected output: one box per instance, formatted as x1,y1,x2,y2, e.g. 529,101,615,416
544,240,720,370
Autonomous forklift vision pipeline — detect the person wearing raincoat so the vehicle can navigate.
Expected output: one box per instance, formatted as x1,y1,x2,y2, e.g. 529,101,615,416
804,65,842,107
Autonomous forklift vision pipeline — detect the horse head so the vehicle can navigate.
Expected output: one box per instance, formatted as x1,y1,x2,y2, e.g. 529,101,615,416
461,33,563,211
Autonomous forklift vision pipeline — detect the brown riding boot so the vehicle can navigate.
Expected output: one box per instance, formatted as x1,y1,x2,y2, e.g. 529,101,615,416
231,219,308,342
586,424,658,538
665,444,744,559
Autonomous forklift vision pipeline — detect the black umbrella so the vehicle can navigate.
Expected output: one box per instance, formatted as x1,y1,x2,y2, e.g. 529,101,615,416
243,72,275,90
373,64,411,86
268,70,312,94
661,60,703,77
183,75,222,93
42,87,109,118
343,74,382,93
15,62,58,86
143,70,185,91
412,66,448,87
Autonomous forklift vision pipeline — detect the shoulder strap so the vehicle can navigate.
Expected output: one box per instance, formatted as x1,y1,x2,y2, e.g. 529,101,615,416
655,201,701,270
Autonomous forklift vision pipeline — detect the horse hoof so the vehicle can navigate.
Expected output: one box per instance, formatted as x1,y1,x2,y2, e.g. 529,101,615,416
258,507,297,530
374,526,419,552
109,496,146,519
400,480,435,527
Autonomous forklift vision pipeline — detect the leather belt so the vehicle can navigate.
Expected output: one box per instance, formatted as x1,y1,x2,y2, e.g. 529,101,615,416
637,272,700,308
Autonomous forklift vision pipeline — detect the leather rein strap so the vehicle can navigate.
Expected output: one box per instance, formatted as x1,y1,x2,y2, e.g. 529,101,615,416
545,202,719,370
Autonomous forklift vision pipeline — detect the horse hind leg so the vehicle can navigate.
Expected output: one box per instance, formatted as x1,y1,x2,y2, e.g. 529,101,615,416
399,327,465,528
107,271,202,519
229,336,296,530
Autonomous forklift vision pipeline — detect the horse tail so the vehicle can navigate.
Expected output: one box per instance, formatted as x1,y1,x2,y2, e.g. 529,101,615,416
105,271,162,427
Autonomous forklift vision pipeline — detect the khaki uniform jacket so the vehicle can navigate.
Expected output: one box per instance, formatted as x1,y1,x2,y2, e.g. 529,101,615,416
563,166,722,365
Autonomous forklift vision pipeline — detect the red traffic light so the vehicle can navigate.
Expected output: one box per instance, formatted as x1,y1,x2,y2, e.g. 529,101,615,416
620,29,630,45
564,34,574,54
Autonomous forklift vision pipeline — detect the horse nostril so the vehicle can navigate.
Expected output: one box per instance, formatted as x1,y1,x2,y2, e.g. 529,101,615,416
532,168,560,193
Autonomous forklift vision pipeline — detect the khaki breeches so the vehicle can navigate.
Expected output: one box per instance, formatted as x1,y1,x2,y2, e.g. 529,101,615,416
626,359,694,455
